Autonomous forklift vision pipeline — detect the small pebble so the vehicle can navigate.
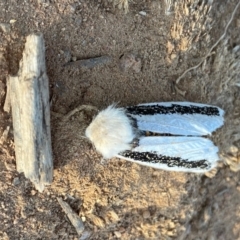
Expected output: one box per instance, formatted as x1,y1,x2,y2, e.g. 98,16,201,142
72,56,77,61
168,221,175,229
143,210,150,219
114,231,122,238
0,23,10,33
119,53,142,73
13,219,19,224
13,177,20,186
31,190,37,196
167,230,176,236
9,19,16,24
139,11,147,16
170,53,177,60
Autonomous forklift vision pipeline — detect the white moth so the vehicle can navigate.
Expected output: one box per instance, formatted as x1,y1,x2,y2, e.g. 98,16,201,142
85,102,224,173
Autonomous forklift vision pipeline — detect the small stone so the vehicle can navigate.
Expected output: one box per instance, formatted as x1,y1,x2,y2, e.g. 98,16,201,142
13,177,20,186
0,23,10,33
9,19,16,24
13,219,19,224
170,53,177,60
119,53,142,73
168,221,175,229
114,231,122,238
143,210,150,219
167,230,176,236
139,11,147,16
72,56,77,61
31,190,37,195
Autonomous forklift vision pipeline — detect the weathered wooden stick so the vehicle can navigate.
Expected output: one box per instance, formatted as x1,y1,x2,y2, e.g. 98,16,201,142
4,33,53,192
64,56,111,69
57,198,85,236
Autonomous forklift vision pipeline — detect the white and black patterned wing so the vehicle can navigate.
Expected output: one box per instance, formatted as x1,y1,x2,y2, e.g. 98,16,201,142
126,102,224,136
117,136,219,173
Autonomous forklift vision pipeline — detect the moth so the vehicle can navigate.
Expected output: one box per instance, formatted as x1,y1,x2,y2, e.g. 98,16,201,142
85,102,224,173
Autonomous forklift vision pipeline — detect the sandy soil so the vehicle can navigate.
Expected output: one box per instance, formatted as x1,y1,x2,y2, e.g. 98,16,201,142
0,0,240,239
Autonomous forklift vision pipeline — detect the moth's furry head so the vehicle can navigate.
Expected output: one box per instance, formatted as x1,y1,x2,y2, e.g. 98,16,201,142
85,105,135,159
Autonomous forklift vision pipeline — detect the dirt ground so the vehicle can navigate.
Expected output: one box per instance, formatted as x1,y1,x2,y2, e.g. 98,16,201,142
0,0,240,239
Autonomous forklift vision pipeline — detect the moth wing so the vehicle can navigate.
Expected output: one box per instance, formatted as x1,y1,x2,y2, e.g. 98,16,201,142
126,102,224,136
117,136,219,173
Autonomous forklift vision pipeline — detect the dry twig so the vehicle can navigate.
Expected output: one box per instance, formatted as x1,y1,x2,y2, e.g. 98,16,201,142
57,197,85,236
62,105,98,122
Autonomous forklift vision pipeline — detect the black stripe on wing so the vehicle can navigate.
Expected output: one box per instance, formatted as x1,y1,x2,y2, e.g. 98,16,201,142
119,151,211,169
126,104,220,116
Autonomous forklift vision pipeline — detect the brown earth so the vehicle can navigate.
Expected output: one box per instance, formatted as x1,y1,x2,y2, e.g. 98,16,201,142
0,0,240,239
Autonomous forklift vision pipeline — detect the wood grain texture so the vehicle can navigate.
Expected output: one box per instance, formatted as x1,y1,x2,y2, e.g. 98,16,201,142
5,33,53,192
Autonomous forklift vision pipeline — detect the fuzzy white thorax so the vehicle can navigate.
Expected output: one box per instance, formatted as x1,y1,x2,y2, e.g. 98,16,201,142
85,105,135,159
